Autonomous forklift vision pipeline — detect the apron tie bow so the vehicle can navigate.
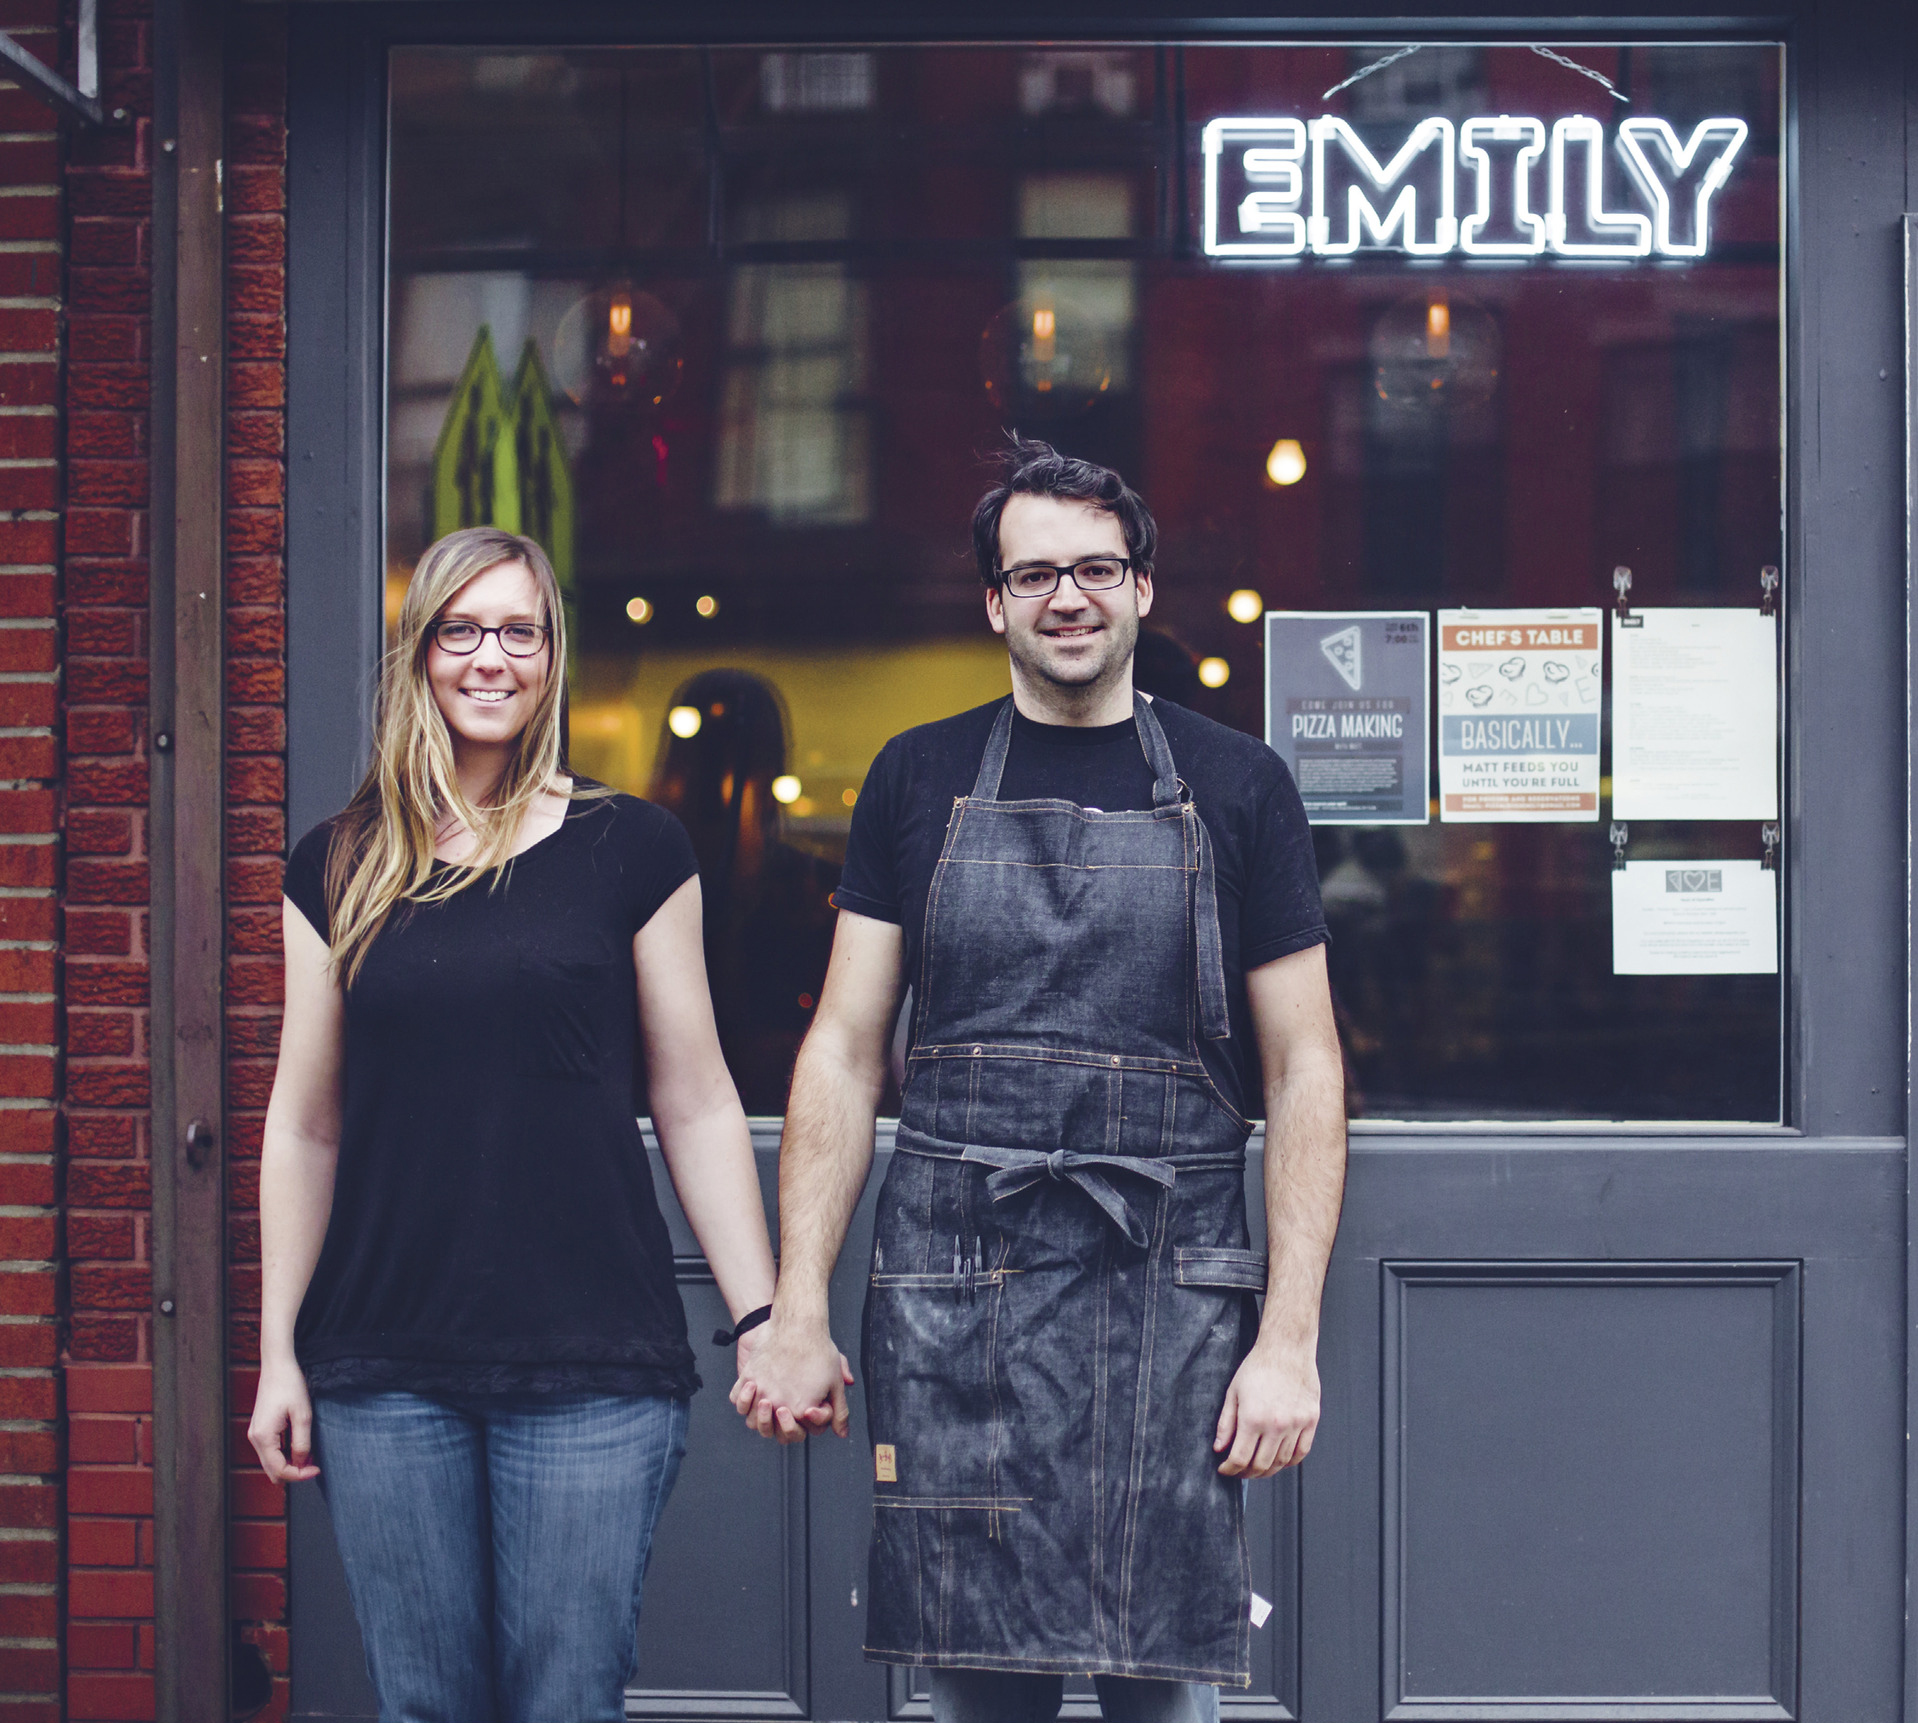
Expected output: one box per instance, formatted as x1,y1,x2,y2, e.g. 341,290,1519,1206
960,1144,1177,1248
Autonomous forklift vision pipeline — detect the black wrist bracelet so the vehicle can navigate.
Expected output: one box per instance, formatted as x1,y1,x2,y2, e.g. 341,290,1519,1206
714,1303,774,1348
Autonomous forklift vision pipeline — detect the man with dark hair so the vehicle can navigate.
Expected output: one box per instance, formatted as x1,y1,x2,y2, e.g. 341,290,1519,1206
737,436,1345,1723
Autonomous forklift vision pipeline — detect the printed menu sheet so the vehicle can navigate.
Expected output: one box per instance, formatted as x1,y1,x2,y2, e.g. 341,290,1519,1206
1612,860,1779,975
1264,611,1429,824
1610,609,1778,821
1437,609,1603,822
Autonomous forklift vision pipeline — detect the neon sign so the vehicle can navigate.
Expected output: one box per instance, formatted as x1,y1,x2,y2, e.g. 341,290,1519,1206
1203,114,1748,260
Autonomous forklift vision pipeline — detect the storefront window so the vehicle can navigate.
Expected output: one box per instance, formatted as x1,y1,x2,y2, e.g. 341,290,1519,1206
385,41,1784,1120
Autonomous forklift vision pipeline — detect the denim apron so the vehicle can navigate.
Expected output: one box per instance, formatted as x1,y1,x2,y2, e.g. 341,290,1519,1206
863,694,1266,1686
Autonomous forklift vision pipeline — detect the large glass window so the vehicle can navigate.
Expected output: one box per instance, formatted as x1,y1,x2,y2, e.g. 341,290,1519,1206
386,41,1784,1120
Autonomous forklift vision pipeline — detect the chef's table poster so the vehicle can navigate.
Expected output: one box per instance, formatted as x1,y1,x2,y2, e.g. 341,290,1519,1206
1264,611,1428,825
1437,609,1603,822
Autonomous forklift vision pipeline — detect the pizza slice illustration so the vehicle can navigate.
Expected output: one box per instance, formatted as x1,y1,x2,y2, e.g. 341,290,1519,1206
1319,625,1362,691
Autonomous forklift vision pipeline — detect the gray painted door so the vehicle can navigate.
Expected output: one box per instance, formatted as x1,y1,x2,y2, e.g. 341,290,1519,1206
290,1129,1903,1721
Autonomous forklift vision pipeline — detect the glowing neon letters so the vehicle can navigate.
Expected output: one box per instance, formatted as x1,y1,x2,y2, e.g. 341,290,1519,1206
1203,113,1748,260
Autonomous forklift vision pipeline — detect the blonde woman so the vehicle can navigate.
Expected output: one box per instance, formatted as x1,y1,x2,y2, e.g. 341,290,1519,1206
247,527,778,1723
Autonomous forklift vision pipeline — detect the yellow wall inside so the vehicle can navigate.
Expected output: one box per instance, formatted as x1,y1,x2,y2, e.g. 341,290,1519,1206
569,638,1012,819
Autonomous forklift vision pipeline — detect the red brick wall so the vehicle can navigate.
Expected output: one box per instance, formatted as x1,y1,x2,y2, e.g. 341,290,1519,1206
0,3,69,1718
50,1,291,1718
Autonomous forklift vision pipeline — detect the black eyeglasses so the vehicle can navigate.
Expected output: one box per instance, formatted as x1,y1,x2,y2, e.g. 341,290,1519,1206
427,620,551,658
997,558,1133,599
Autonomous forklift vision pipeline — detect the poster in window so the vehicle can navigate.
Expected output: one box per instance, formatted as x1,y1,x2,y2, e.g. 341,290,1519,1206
1437,609,1603,822
1610,609,1778,821
1264,611,1429,825
1612,860,1778,975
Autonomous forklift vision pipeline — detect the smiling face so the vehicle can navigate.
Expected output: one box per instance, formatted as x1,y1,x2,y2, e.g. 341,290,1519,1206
424,558,550,766
986,493,1153,713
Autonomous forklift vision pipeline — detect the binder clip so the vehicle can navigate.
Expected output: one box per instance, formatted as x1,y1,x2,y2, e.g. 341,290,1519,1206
1613,565,1638,626
1761,823,1779,871
1610,822,1629,871
1759,565,1779,616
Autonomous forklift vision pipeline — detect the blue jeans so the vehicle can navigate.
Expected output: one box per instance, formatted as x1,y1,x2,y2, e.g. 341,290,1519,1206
312,1390,688,1723
929,1669,1221,1723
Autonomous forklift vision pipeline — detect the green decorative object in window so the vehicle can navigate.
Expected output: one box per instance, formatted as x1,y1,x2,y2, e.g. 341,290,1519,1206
432,326,520,539
508,340,575,586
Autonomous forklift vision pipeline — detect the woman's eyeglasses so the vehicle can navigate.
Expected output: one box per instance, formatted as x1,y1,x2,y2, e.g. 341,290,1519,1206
427,621,551,658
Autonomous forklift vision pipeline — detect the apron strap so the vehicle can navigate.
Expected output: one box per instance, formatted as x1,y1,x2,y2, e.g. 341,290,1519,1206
959,1143,1178,1249
1192,809,1232,1041
969,698,1017,800
1132,691,1183,809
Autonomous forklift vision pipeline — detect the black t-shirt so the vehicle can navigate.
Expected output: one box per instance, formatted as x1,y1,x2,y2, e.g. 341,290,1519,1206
283,793,702,1398
834,698,1329,1118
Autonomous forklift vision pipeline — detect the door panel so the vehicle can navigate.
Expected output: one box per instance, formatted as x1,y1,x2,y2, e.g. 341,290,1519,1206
291,1134,1902,1723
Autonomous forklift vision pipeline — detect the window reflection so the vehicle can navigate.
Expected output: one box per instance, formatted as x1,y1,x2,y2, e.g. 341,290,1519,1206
387,40,1784,1121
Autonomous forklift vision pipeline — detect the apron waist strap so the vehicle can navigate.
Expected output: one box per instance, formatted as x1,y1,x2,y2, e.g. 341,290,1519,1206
963,1143,1174,1248
896,1126,1243,1247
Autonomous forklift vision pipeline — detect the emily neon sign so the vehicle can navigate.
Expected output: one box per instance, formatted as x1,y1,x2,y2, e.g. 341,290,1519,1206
1203,114,1748,259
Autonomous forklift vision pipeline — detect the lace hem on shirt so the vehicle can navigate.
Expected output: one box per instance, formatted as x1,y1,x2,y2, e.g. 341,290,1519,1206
303,1356,701,1398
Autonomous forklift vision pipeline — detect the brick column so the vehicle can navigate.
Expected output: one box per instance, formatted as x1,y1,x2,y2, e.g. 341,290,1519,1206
0,3,65,1719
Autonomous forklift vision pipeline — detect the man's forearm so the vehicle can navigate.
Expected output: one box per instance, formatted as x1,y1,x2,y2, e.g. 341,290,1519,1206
773,1026,885,1327
1257,1060,1347,1350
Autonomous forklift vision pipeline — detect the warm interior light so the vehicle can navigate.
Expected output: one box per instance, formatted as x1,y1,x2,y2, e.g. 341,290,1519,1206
695,594,719,618
772,775,803,805
624,596,653,624
1265,438,1307,486
842,787,858,807
1226,589,1264,625
607,292,634,359
1032,307,1056,341
1198,657,1231,689
1426,295,1451,359
667,705,702,739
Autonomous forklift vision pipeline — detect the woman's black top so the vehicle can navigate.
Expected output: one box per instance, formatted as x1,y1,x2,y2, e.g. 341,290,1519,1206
283,793,702,1399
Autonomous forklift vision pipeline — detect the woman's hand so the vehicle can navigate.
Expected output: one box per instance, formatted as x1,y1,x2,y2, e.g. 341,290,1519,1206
731,1313,854,1442
248,1358,321,1483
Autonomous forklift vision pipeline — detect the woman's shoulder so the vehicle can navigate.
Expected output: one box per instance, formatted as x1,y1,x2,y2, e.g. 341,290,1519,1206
566,785,697,868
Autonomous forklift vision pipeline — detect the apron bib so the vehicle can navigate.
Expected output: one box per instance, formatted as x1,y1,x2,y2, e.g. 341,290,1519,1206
863,694,1264,1686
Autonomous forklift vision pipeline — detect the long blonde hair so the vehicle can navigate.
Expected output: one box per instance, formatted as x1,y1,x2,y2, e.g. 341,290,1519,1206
324,526,590,985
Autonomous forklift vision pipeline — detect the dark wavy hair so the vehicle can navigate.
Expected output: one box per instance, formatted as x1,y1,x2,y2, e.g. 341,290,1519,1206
970,434,1158,589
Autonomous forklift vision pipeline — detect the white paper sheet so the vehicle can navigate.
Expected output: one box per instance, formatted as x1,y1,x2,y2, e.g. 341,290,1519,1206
1611,609,1777,821
1437,609,1603,822
1611,860,1778,975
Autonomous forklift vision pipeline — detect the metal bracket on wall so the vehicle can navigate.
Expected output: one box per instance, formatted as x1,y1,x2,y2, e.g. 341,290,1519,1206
0,0,128,128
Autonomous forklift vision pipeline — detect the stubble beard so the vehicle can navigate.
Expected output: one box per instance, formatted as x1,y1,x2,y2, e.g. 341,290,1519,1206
1008,604,1141,702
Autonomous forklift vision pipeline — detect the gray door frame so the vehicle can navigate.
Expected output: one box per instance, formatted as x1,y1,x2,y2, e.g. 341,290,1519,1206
282,6,1918,1718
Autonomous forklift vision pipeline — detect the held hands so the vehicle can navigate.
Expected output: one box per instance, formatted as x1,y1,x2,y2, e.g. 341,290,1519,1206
248,1357,322,1484
732,1315,854,1443
1214,1336,1320,1479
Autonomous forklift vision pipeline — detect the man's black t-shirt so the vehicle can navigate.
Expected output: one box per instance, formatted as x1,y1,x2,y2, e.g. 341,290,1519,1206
283,792,702,1398
834,697,1329,1119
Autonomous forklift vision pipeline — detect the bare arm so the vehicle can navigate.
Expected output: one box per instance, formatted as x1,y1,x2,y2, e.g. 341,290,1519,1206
733,909,905,1442
637,876,777,1330
246,902,346,1484
1215,941,1347,1479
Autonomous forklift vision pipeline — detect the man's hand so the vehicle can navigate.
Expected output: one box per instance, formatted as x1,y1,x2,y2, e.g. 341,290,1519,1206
1214,1337,1320,1479
731,1315,854,1443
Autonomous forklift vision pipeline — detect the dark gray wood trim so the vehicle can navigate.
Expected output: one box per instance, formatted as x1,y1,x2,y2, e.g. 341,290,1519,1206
150,0,230,1718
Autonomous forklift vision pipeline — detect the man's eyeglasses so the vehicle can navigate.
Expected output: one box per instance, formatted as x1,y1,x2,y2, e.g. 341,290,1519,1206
427,620,551,658
996,558,1133,600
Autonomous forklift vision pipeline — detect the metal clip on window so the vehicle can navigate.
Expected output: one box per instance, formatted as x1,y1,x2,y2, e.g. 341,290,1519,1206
1610,822,1629,871
1761,823,1779,870
1612,565,1633,622
1759,565,1779,616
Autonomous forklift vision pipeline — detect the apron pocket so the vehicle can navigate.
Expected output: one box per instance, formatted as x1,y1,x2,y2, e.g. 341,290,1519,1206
1173,1247,1268,1292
